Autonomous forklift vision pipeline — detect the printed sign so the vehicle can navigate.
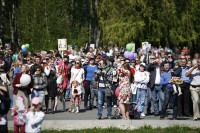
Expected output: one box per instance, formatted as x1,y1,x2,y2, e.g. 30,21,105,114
58,39,67,51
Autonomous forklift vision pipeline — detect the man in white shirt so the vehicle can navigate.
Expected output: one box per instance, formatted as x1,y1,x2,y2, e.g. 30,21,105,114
146,57,164,116
185,58,200,121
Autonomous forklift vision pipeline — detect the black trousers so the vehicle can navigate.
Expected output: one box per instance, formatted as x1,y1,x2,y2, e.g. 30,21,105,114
178,82,192,116
0,124,8,133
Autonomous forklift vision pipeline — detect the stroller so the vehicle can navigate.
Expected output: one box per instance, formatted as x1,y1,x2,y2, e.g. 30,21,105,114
112,88,141,119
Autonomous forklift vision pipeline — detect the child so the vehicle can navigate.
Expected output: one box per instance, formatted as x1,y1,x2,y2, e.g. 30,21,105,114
171,62,182,96
25,97,45,133
89,76,98,109
70,80,82,113
11,96,28,133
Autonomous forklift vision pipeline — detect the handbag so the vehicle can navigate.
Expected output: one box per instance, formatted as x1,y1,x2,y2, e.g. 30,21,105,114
103,77,112,97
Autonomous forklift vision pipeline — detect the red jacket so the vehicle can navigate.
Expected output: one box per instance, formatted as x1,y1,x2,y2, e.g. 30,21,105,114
12,73,33,95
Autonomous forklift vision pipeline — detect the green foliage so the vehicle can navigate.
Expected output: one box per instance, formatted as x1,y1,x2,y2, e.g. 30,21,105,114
2,0,200,53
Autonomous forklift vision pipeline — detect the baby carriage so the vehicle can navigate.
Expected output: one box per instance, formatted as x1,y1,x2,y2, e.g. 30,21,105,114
113,87,141,119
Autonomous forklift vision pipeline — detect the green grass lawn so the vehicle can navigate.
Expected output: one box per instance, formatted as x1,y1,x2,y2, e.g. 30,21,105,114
9,126,200,133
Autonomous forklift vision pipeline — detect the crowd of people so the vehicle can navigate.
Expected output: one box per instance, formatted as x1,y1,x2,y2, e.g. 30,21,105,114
0,44,200,133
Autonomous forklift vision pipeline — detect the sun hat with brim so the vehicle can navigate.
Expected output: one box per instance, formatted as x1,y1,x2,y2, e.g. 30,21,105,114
31,97,42,105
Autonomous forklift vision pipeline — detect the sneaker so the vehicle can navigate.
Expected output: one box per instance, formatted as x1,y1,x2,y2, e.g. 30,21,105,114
103,106,106,108
60,109,66,112
113,105,117,108
75,110,79,113
141,112,146,117
96,117,101,120
71,109,75,113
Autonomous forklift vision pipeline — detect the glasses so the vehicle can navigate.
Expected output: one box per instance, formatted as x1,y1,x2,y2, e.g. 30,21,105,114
150,58,155,59
27,60,30,61
96,58,100,59
36,70,41,71
168,56,172,58
75,62,80,65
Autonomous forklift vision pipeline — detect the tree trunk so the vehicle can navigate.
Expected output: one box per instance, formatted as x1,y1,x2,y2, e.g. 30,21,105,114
0,0,6,49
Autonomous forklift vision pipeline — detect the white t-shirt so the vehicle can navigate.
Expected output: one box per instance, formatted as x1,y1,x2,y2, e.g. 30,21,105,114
71,68,84,83
69,54,77,62
189,68,200,86
155,66,161,84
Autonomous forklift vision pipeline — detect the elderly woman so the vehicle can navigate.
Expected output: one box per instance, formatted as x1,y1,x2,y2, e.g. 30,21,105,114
32,65,47,103
13,64,33,107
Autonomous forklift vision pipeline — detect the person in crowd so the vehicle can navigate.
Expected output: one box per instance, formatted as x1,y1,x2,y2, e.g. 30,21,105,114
134,63,149,117
118,63,133,120
26,57,33,69
11,96,27,133
70,80,82,113
32,65,47,103
135,57,140,71
3,50,12,70
178,58,192,117
160,62,178,120
171,62,182,96
0,86,11,133
25,97,45,133
108,59,118,107
44,59,57,114
185,58,200,121
13,64,33,107
30,56,41,75
192,53,199,66
146,57,164,116
10,60,22,109
90,71,98,109
69,50,77,62
84,58,98,109
63,55,71,100
96,59,113,119
69,58,85,108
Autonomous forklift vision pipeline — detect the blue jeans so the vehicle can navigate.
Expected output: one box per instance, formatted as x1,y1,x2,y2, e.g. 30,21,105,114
32,90,45,103
160,88,178,118
90,89,98,107
65,81,71,99
10,87,14,108
151,85,164,114
146,88,151,112
135,88,146,112
97,88,112,117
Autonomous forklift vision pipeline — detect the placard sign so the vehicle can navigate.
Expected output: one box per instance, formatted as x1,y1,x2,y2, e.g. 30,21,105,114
58,39,67,51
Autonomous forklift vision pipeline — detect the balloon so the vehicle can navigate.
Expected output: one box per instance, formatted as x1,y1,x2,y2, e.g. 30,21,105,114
20,74,31,86
126,43,133,52
21,45,25,49
128,52,136,60
22,48,27,53
115,87,119,98
25,44,30,49
12,56,16,61
124,51,129,58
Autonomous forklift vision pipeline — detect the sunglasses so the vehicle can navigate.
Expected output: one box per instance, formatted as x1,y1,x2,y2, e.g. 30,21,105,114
36,70,41,71
75,62,80,64
168,56,172,58
150,58,155,59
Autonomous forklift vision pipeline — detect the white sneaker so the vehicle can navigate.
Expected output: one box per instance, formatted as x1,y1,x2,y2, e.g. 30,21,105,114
75,107,79,113
103,106,106,108
71,109,75,113
113,105,117,108
141,112,146,117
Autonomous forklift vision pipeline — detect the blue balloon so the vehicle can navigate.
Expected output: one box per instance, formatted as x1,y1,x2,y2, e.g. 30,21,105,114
22,48,27,53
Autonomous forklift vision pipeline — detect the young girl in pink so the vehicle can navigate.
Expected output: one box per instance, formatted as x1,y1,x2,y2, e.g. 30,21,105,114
11,96,28,133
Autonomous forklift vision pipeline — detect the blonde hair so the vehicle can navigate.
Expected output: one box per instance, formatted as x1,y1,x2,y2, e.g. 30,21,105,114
22,64,30,74
74,57,83,68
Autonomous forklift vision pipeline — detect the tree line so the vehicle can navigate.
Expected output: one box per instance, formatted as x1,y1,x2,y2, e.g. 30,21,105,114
0,0,200,54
